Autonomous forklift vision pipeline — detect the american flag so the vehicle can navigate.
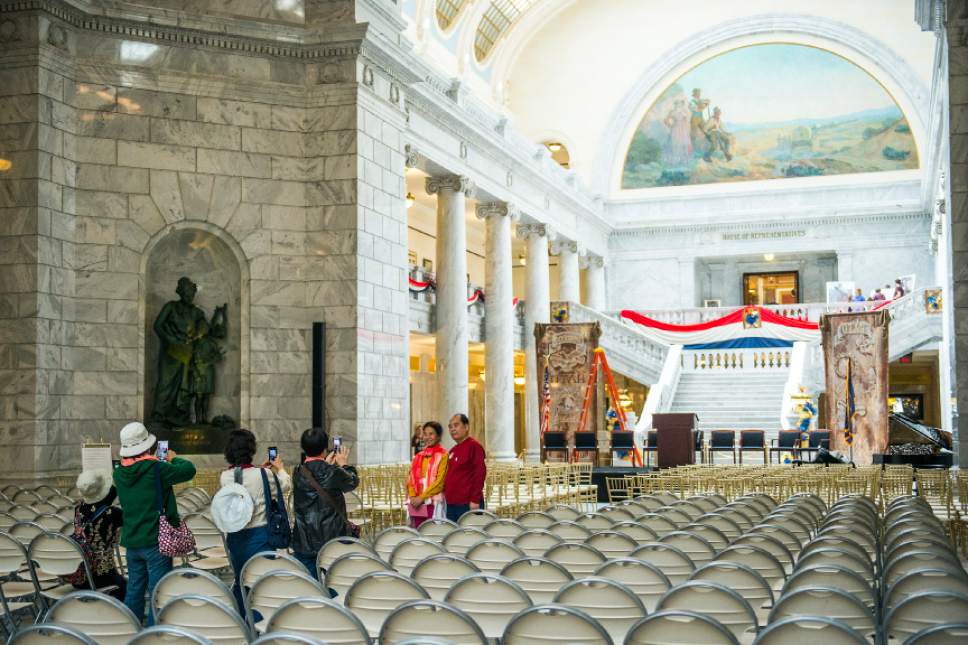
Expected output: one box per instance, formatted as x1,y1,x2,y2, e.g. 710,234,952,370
539,364,551,435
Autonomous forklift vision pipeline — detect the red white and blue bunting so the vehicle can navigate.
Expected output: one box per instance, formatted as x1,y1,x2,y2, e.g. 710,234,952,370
620,306,822,348
411,279,518,308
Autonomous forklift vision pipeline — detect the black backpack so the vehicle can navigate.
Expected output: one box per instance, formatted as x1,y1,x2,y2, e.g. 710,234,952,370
260,468,291,549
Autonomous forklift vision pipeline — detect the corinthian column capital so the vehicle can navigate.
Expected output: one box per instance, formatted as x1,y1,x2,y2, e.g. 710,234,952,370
426,175,474,197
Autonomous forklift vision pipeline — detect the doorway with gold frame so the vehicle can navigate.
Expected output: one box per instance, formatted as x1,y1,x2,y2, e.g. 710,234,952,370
743,271,799,306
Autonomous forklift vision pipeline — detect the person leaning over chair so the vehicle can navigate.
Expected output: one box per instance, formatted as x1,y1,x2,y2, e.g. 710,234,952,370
68,469,126,601
443,413,486,523
291,428,359,582
112,422,196,626
407,421,448,528
216,428,291,612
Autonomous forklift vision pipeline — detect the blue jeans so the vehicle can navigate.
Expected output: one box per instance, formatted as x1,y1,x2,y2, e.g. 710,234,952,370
124,546,172,626
226,526,271,613
294,552,337,598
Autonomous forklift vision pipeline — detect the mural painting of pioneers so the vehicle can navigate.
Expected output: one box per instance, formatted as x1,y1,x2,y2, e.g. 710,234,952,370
821,311,891,466
622,44,919,189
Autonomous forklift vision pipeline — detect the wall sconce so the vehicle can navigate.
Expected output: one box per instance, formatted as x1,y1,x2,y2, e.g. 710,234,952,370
763,253,775,262
405,192,416,208
514,375,526,386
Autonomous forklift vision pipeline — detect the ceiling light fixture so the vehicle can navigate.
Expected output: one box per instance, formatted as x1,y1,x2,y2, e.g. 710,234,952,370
763,253,775,262
405,192,416,208
547,142,562,152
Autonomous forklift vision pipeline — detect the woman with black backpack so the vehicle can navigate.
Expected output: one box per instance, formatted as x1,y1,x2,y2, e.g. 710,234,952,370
67,469,126,600
215,428,291,612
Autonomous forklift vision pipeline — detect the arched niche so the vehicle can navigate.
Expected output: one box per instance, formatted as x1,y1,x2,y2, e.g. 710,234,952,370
142,225,247,453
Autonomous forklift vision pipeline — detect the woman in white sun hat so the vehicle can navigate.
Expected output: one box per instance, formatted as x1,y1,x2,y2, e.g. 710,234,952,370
112,421,196,626
67,469,126,600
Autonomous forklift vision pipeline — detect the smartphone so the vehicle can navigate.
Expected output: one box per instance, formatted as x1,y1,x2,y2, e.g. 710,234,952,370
268,446,278,461
157,440,169,460
332,437,343,451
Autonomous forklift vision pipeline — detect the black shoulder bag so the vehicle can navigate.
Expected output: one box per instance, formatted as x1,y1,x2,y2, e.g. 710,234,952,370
259,468,292,549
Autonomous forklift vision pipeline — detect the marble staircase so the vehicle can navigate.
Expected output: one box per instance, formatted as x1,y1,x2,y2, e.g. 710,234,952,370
668,370,790,434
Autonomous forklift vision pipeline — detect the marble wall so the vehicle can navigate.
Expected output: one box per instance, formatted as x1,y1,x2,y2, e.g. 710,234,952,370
0,1,411,477
608,213,936,311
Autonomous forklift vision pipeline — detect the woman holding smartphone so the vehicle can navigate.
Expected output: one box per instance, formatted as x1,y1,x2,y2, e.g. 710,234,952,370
216,428,291,612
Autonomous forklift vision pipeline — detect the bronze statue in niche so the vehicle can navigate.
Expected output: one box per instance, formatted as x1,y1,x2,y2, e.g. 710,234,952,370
151,276,228,427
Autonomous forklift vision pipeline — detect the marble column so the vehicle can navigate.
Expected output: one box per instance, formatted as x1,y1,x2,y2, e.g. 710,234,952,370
427,176,474,437
477,202,518,462
553,238,582,303
583,255,607,311
518,222,552,462
946,0,968,466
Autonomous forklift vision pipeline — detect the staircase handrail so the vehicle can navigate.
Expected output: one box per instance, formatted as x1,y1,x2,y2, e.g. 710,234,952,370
636,345,683,432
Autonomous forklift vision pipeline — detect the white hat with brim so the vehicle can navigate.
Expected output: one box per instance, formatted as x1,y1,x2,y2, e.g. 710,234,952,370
118,421,157,457
210,482,254,533
76,469,113,505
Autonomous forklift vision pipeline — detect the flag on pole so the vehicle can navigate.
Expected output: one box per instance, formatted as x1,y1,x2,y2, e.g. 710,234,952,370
844,358,857,445
539,363,551,435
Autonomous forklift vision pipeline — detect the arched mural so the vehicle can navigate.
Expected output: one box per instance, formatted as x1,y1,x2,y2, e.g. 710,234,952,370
621,44,919,189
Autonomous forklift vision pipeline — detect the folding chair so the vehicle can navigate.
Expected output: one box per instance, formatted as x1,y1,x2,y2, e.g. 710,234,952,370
542,543,607,578
465,539,526,575
593,558,670,613
441,528,488,556
502,604,612,645
6,624,97,645
752,616,866,645
769,587,874,640
245,570,326,634
483,519,526,540
444,574,532,640
344,571,429,638
410,553,480,602
156,594,251,643
127,625,213,644
630,543,695,585
151,569,234,620
584,532,638,560
902,623,968,645
0,531,39,632
373,527,420,562
27,533,112,607
690,561,774,624
514,512,555,530
415,518,458,540
656,580,757,641
46,591,141,645
316,537,379,578
883,591,968,643
554,577,645,644
625,610,738,645
264,596,371,644
324,553,393,601
379,599,487,645
388,538,445,577
500,557,573,604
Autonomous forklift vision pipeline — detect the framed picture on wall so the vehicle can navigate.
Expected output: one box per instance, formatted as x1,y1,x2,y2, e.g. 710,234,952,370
825,281,855,304
421,258,433,273
703,299,721,308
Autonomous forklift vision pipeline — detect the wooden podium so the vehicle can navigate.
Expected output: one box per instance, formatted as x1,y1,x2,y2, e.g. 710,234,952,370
654,413,698,469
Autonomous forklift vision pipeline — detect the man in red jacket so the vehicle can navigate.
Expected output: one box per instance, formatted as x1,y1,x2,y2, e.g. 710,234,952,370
443,413,486,522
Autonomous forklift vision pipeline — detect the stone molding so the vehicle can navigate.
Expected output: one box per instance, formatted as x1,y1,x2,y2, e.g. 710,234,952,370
404,144,421,169
426,174,474,197
516,222,553,241
609,209,930,239
475,202,519,221
916,0,946,32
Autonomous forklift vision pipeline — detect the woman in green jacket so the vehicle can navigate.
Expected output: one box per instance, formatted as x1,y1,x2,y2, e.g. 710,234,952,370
113,422,196,626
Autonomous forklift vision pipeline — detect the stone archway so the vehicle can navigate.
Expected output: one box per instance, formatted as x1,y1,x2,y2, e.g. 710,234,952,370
143,226,245,453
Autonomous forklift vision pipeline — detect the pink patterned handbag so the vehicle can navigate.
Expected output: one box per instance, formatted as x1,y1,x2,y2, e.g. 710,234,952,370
154,462,195,558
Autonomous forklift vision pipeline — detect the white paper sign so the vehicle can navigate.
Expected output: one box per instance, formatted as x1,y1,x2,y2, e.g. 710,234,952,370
82,443,113,473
